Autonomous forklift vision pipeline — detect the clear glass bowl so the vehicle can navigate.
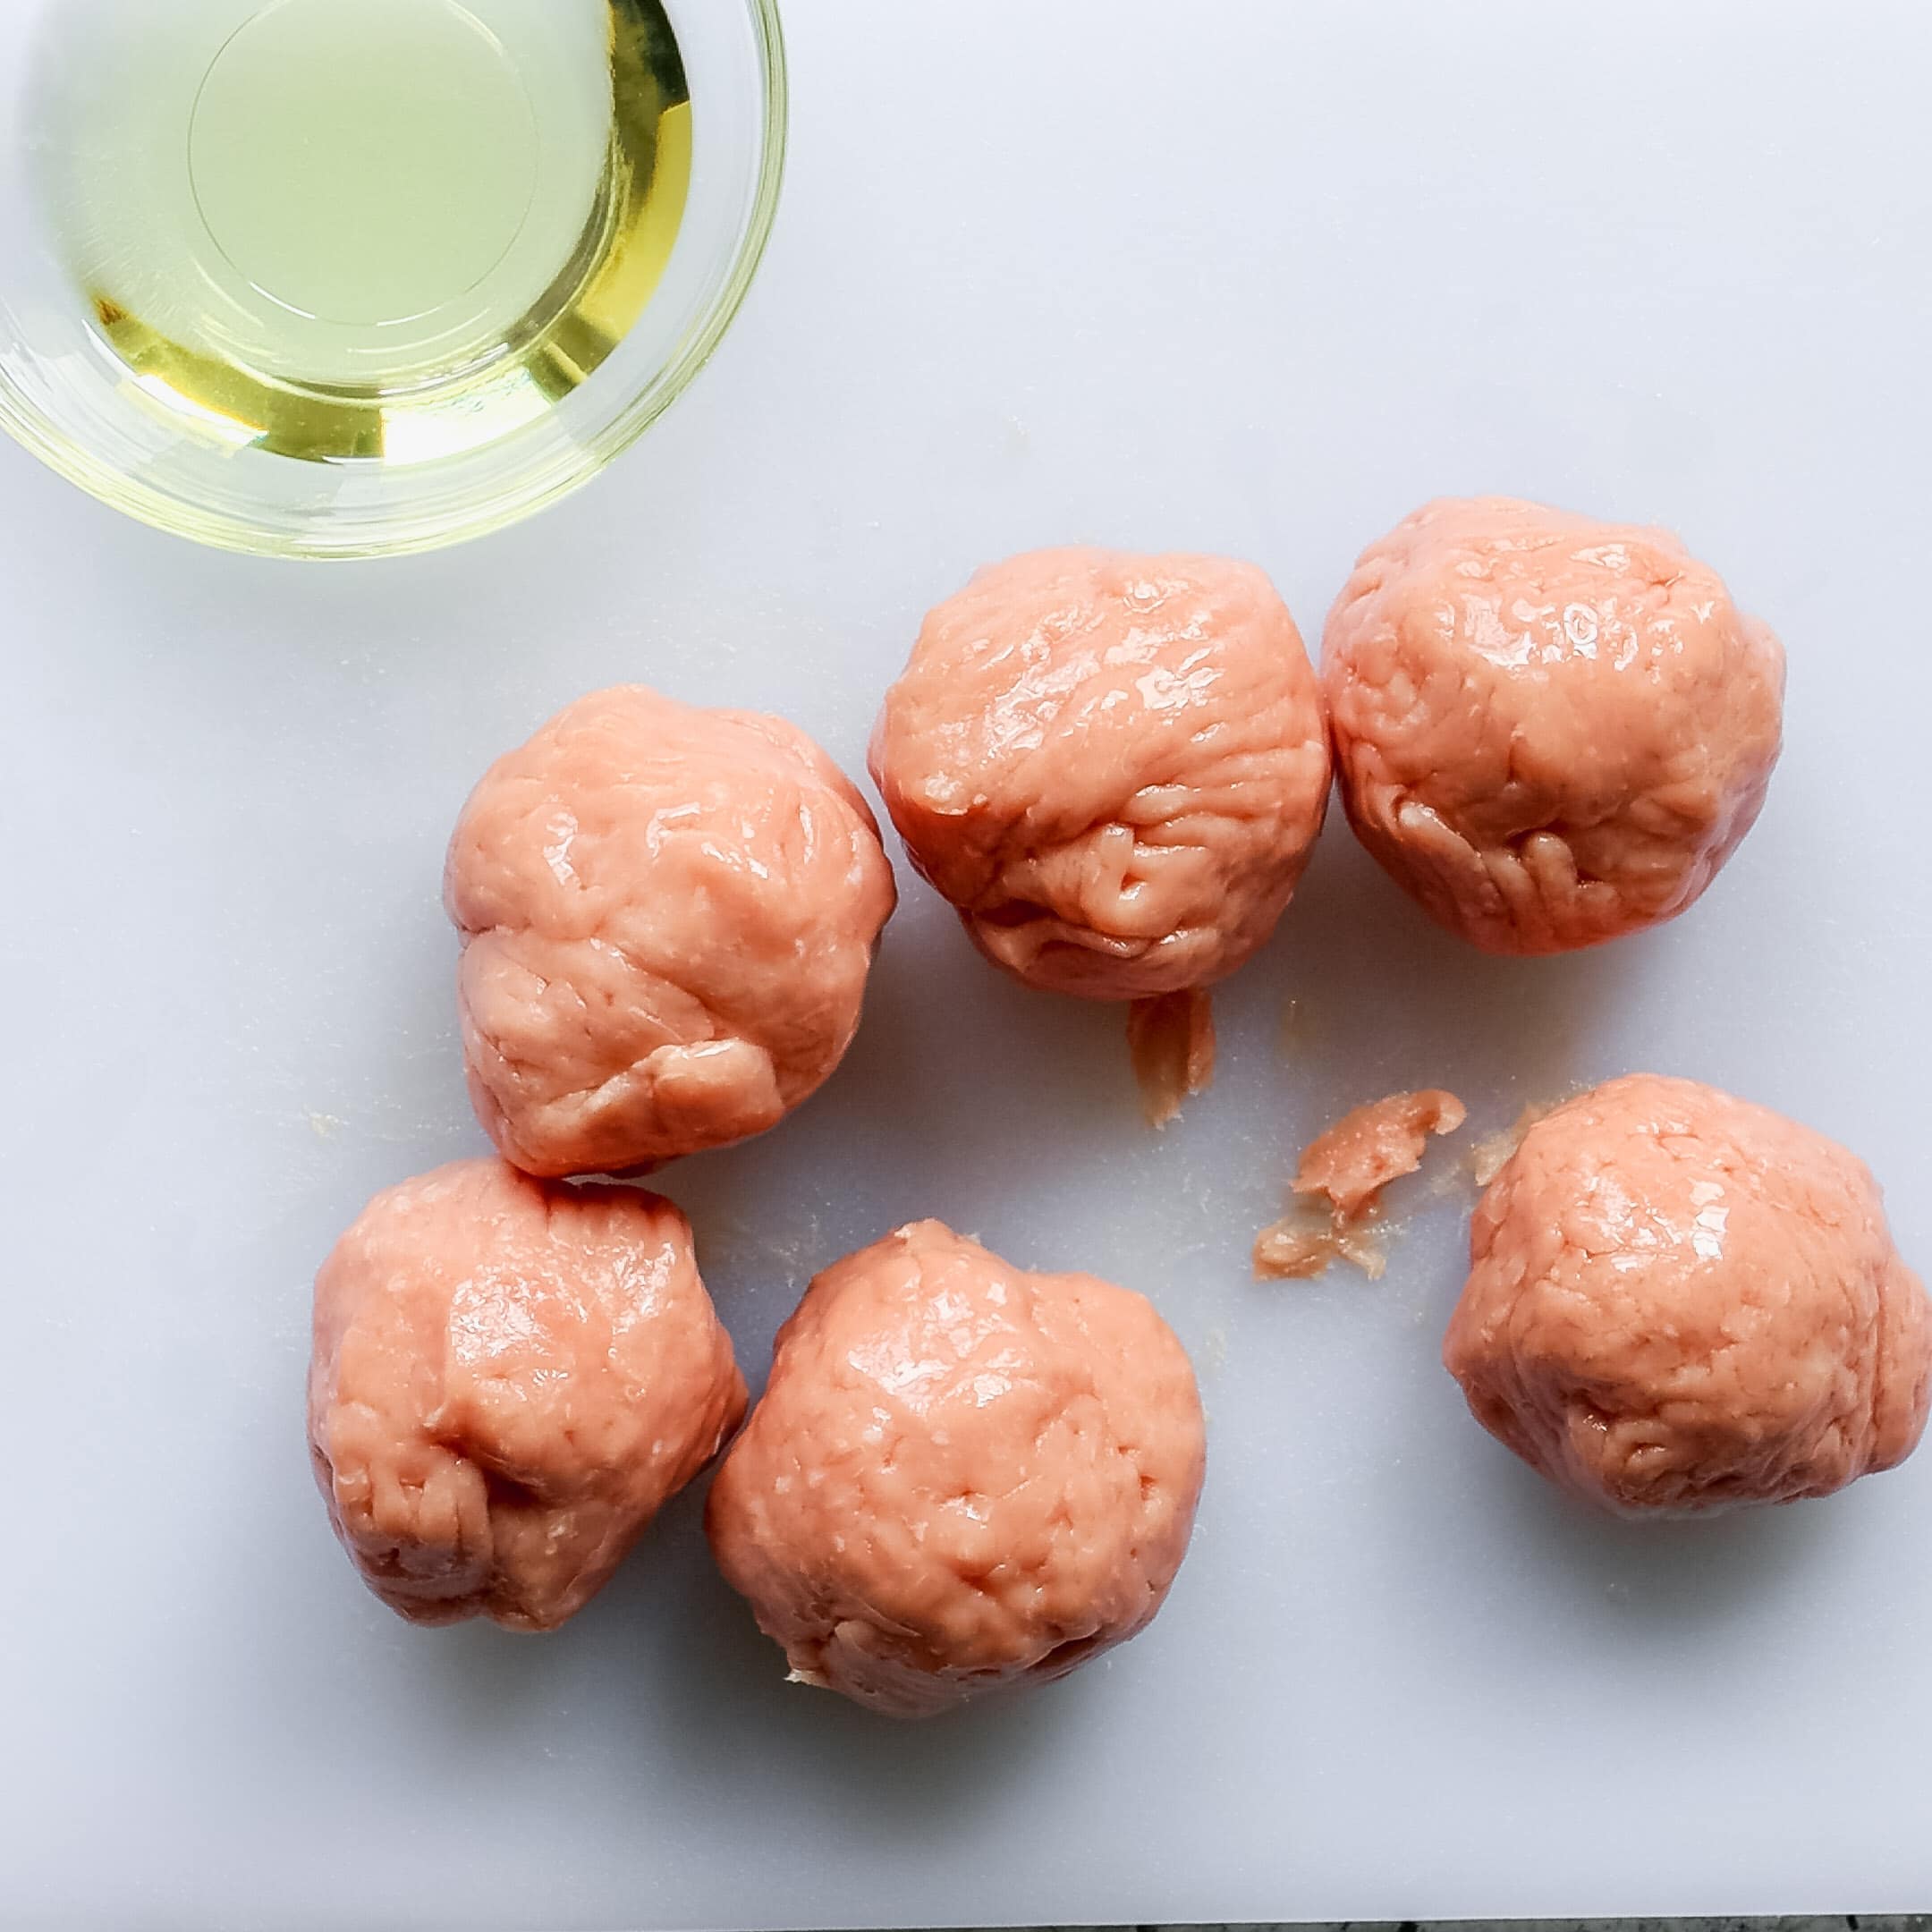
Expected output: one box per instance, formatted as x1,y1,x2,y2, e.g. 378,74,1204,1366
0,0,784,559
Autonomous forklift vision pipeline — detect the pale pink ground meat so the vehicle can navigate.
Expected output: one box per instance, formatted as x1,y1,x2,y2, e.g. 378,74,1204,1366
1445,1075,1931,1515
309,1160,746,1630
446,686,897,1178
1254,1089,1466,1282
1324,499,1785,955
870,548,1331,1000
707,1220,1206,1718
1126,986,1216,1127
1295,1089,1467,1221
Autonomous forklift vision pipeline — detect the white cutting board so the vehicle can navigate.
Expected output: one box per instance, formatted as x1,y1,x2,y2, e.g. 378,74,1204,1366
4,3,1929,1927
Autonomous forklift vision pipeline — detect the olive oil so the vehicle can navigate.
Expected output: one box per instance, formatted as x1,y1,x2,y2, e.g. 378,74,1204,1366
28,0,691,464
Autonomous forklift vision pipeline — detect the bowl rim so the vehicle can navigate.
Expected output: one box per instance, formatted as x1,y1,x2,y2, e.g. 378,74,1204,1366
0,0,790,562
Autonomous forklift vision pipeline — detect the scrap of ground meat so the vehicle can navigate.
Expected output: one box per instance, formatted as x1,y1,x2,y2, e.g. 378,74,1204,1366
1295,1089,1468,1219
1467,1103,1556,1188
1127,987,1217,1127
1253,1211,1387,1284
1255,1090,1467,1282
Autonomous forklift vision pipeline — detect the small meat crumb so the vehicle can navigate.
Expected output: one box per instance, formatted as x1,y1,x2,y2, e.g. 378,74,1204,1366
1279,996,1312,1058
1253,1210,1334,1280
1256,1089,1466,1283
1128,987,1216,1128
1296,1089,1468,1219
1469,1102,1555,1187
1253,1208,1389,1283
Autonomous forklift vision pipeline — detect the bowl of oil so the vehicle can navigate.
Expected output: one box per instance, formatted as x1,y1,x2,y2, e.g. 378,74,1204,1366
0,0,784,557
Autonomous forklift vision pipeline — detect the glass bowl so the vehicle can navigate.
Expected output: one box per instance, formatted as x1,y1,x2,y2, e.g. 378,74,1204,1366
0,0,785,559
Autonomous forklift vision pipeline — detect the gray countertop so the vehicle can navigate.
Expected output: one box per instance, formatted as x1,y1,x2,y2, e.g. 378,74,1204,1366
1009,1921,1930,1932
1037,1921,1930,1932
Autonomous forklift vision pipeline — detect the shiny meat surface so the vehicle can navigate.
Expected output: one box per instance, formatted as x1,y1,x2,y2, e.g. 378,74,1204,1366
870,548,1330,999
706,1220,1206,1718
1445,1075,1932,1515
309,1160,747,1630
446,686,897,1177
1324,499,1785,955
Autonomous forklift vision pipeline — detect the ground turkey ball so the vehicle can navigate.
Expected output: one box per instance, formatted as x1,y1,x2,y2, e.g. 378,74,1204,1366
1324,499,1785,955
870,548,1331,1000
309,1159,746,1630
1445,1076,1931,1516
446,686,897,1178
706,1220,1207,1717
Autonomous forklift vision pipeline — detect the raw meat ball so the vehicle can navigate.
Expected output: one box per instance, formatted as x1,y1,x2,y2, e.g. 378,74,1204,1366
706,1220,1206,1717
1324,499,1785,955
870,548,1331,1000
1445,1075,1931,1515
446,686,897,1178
309,1159,746,1630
